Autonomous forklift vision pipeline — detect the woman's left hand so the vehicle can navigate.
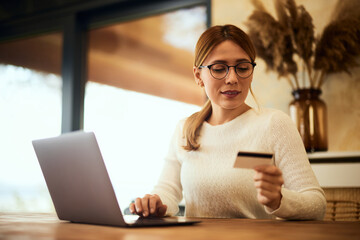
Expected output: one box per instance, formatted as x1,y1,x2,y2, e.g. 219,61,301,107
253,165,284,210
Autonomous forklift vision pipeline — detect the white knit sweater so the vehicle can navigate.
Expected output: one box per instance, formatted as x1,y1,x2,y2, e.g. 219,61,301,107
152,108,326,220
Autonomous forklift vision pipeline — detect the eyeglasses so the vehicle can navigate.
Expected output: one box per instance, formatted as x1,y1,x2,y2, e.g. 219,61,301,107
199,62,256,80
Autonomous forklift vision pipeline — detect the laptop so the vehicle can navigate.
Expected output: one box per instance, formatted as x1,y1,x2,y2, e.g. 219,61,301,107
32,131,200,227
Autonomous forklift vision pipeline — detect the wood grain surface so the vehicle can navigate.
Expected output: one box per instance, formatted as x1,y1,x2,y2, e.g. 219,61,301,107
0,213,359,240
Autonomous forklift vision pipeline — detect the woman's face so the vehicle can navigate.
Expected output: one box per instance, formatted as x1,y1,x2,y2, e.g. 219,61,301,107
194,40,253,114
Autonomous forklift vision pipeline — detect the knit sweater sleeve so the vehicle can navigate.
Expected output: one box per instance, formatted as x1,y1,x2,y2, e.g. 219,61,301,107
265,111,327,220
151,121,183,216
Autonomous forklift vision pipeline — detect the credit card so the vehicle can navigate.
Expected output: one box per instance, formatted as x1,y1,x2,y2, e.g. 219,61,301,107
233,151,273,169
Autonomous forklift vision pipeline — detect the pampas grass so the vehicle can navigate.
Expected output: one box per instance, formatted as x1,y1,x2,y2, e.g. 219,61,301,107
314,15,360,88
248,0,299,89
247,0,360,90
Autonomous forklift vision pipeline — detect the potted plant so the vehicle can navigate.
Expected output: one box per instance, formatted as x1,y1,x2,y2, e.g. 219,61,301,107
246,0,360,152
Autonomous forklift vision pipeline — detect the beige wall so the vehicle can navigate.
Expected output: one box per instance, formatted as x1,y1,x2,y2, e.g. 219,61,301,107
212,0,360,151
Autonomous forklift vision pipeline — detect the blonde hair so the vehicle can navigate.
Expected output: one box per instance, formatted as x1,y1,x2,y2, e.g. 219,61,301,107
183,24,257,151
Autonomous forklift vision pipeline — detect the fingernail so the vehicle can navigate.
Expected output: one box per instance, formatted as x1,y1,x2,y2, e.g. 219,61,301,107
150,208,154,213
143,211,148,217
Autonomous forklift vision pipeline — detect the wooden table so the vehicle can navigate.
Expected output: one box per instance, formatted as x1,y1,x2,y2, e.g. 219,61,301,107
0,213,359,240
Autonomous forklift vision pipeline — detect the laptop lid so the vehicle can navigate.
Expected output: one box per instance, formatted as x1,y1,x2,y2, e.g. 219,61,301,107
33,131,127,226
32,131,200,227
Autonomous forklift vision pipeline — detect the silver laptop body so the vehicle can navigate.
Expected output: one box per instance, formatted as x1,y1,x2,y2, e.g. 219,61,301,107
32,131,199,227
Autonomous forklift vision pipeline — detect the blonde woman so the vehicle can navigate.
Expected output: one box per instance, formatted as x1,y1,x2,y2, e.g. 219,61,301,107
129,24,326,220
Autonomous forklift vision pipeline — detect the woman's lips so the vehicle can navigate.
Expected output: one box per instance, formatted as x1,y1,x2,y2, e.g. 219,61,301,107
221,90,241,98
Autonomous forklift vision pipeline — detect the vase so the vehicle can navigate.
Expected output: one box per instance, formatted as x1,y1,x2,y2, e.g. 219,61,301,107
289,88,328,152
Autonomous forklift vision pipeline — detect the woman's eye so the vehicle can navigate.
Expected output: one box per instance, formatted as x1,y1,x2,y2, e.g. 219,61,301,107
213,68,226,72
237,67,249,72
236,63,251,72
212,65,226,72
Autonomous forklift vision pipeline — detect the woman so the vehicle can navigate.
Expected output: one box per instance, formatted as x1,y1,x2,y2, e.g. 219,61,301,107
129,24,326,220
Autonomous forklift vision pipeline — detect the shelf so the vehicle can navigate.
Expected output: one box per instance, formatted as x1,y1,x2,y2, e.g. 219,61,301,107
308,151,360,164
307,151,360,187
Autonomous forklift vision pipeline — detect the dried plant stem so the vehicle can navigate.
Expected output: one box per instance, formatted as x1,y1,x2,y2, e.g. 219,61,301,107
316,70,326,89
292,73,300,89
313,70,320,89
302,62,306,88
306,61,314,88
286,76,295,90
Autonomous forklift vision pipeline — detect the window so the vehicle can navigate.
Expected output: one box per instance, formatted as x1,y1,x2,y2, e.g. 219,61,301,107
84,83,200,209
0,4,208,213
84,7,206,210
0,33,63,212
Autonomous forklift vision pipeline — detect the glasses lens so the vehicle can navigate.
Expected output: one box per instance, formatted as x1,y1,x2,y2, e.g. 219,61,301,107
235,62,253,78
210,64,228,79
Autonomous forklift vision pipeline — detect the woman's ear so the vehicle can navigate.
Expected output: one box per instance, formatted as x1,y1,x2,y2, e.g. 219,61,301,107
193,66,204,87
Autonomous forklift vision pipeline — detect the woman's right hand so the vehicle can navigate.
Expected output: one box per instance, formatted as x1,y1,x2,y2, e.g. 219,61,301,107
129,194,167,217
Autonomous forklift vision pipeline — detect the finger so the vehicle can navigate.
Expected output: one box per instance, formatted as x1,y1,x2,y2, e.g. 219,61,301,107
135,198,142,214
149,195,160,215
254,180,282,193
129,203,135,214
254,165,282,176
254,172,284,185
141,195,151,217
156,204,167,217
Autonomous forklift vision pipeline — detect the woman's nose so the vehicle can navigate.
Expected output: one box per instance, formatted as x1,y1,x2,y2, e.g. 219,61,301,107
225,67,239,84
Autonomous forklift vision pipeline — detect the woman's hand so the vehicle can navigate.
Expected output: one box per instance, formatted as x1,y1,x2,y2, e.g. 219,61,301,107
129,194,167,217
253,165,284,210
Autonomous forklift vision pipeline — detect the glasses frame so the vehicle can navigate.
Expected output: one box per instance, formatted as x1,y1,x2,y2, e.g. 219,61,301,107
199,62,256,80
